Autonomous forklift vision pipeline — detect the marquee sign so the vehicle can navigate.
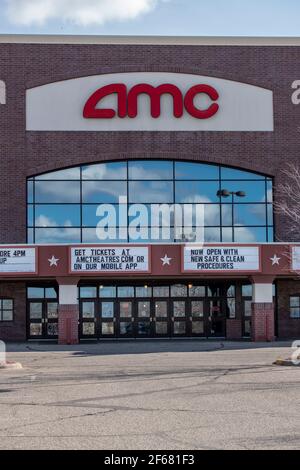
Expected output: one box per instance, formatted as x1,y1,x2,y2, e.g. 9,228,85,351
0,247,37,274
70,246,150,273
183,246,260,272
26,72,274,132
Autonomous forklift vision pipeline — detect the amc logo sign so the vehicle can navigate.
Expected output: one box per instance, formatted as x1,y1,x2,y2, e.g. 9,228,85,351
83,83,219,120
26,72,274,132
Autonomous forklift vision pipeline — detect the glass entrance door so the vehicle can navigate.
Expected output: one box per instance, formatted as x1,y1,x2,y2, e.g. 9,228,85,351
171,300,188,336
80,300,96,338
46,301,59,337
28,301,43,338
78,282,241,340
117,300,134,337
136,300,152,337
190,299,205,336
99,301,115,337
153,300,169,336
80,300,116,338
28,300,58,339
207,299,226,337
242,298,252,337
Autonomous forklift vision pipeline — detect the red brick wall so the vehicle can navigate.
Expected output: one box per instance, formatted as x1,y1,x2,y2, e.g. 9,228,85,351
0,282,26,342
58,304,79,345
0,43,299,243
251,302,275,342
277,279,300,338
0,42,299,342
226,319,242,339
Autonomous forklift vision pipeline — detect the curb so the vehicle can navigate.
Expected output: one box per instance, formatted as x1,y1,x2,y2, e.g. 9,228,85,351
0,361,23,370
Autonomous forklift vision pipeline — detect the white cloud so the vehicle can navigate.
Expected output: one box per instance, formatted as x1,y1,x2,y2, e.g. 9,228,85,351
35,214,73,228
5,0,161,26
34,215,80,243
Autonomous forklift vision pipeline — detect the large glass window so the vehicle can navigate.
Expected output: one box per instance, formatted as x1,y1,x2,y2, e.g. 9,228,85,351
27,287,57,299
290,296,300,319
82,162,127,180
82,181,126,203
129,181,173,203
175,181,220,203
0,299,13,322
35,181,80,203
129,161,173,180
27,161,274,243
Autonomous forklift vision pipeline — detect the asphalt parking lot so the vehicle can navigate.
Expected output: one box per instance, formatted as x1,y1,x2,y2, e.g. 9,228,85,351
0,340,299,450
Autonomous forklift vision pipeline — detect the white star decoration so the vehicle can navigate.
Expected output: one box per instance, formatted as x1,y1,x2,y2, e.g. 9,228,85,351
270,254,281,266
161,254,172,266
48,255,60,267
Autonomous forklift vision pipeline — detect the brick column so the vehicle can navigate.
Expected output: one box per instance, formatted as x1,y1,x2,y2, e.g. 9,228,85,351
251,277,275,342
226,319,242,339
251,303,275,342
57,279,79,345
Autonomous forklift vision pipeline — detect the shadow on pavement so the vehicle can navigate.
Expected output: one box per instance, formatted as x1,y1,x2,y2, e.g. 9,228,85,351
3,339,294,357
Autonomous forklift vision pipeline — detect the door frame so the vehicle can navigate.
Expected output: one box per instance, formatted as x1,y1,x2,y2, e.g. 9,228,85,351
242,297,252,337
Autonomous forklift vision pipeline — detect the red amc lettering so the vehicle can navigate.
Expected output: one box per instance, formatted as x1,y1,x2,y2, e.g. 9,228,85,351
127,84,183,118
83,84,127,119
83,83,219,119
184,85,219,119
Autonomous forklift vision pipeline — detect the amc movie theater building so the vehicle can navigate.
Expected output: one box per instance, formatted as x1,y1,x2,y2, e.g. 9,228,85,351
1,35,300,344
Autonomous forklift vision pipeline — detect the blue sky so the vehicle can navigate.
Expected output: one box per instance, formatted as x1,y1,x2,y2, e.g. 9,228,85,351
0,0,299,36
